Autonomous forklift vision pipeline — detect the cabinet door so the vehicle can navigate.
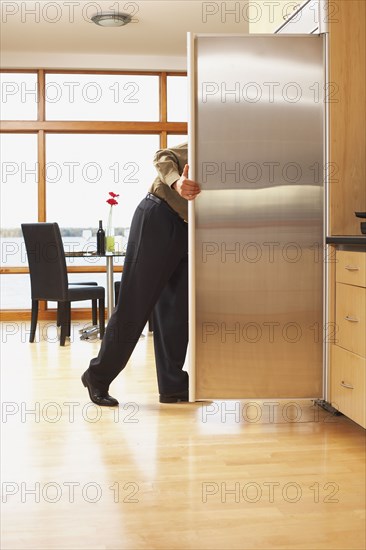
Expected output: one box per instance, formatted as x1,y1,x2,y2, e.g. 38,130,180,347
331,345,366,428
250,1,311,34
276,0,320,34
336,283,366,357
336,251,366,288
329,0,366,235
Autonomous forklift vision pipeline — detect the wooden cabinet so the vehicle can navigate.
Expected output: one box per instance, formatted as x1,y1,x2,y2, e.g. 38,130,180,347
249,0,308,34
330,250,366,428
331,345,366,428
336,251,366,287
329,0,366,235
335,283,366,356
327,1,366,428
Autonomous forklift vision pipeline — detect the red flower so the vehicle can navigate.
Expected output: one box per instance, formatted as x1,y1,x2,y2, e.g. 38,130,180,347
106,191,119,206
107,198,118,206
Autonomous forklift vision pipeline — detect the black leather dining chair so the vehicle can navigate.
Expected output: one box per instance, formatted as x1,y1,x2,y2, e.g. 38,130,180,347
21,222,105,346
62,281,98,327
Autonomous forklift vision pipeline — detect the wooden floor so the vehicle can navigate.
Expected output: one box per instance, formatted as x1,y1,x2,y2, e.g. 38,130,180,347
1,321,365,550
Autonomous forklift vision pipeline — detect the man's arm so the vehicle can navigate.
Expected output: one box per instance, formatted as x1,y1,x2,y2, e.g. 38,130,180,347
172,165,201,201
153,147,182,188
153,145,200,201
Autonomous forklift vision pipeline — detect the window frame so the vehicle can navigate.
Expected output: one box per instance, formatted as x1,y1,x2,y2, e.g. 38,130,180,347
0,69,187,320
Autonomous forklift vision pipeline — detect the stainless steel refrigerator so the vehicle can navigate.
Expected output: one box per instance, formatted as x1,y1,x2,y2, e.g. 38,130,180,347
188,34,326,400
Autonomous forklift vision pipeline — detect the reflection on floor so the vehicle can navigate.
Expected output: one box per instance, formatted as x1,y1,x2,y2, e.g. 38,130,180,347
1,321,365,550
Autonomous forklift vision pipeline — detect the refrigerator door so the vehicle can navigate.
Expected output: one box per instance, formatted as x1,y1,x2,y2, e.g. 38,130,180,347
189,34,325,399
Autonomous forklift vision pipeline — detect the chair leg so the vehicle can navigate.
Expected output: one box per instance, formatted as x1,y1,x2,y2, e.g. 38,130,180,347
30,300,39,342
58,302,68,346
92,299,97,325
99,298,105,339
57,302,61,327
66,302,71,337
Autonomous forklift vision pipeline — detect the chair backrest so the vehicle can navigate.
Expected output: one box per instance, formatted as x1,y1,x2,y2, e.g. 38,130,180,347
21,223,69,301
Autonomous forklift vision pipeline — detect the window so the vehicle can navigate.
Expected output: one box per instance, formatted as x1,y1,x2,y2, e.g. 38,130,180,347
46,133,159,265
1,275,31,309
167,76,188,122
46,133,159,230
45,74,159,121
0,70,187,316
167,134,188,148
0,134,38,270
0,73,38,120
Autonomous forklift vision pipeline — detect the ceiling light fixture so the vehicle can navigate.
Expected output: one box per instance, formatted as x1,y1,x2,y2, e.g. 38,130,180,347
91,12,132,27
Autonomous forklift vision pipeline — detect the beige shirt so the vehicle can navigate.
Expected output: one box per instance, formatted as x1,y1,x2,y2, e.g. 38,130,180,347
148,142,188,222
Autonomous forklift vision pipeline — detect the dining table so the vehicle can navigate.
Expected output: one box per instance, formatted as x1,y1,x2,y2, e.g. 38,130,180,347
64,250,125,321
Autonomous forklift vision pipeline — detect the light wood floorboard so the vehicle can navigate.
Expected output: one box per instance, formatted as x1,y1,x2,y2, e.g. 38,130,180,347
1,321,365,550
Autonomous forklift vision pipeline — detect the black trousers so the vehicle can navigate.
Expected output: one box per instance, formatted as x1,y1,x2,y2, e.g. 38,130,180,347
88,195,189,396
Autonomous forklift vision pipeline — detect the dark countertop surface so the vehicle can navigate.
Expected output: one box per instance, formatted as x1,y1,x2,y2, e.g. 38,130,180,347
326,236,366,245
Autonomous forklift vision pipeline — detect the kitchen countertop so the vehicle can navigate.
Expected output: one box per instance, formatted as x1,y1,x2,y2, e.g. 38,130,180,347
326,235,366,245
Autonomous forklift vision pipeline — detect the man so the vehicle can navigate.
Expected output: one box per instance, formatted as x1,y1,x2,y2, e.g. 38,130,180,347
82,143,201,406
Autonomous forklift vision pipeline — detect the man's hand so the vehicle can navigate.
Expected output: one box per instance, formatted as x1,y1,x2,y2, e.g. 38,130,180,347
172,164,201,201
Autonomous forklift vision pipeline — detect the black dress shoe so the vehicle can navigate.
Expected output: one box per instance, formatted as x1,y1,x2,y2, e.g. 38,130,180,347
81,371,119,407
159,392,188,403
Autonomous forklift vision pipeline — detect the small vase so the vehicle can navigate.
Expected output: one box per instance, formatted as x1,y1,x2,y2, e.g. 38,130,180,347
105,206,115,252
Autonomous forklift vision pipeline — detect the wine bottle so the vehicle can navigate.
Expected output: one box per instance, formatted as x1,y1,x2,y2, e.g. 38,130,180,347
96,220,105,255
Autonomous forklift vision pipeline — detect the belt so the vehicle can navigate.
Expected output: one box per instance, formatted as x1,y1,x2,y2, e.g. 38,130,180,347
146,192,161,205
146,193,188,223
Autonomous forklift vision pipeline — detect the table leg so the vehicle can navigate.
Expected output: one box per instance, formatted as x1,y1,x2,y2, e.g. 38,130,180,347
106,256,114,321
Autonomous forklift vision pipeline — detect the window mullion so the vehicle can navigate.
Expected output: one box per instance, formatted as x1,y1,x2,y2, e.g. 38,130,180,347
37,69,45,122
38,130,46,222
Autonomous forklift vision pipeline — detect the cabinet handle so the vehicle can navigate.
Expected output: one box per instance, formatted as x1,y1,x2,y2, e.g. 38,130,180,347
345,265,359,271
341,381,354,390
282,6,298,20
344,315,359,322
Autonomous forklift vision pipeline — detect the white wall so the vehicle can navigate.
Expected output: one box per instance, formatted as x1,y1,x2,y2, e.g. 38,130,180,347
2,52,187,71
1,0,250,71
